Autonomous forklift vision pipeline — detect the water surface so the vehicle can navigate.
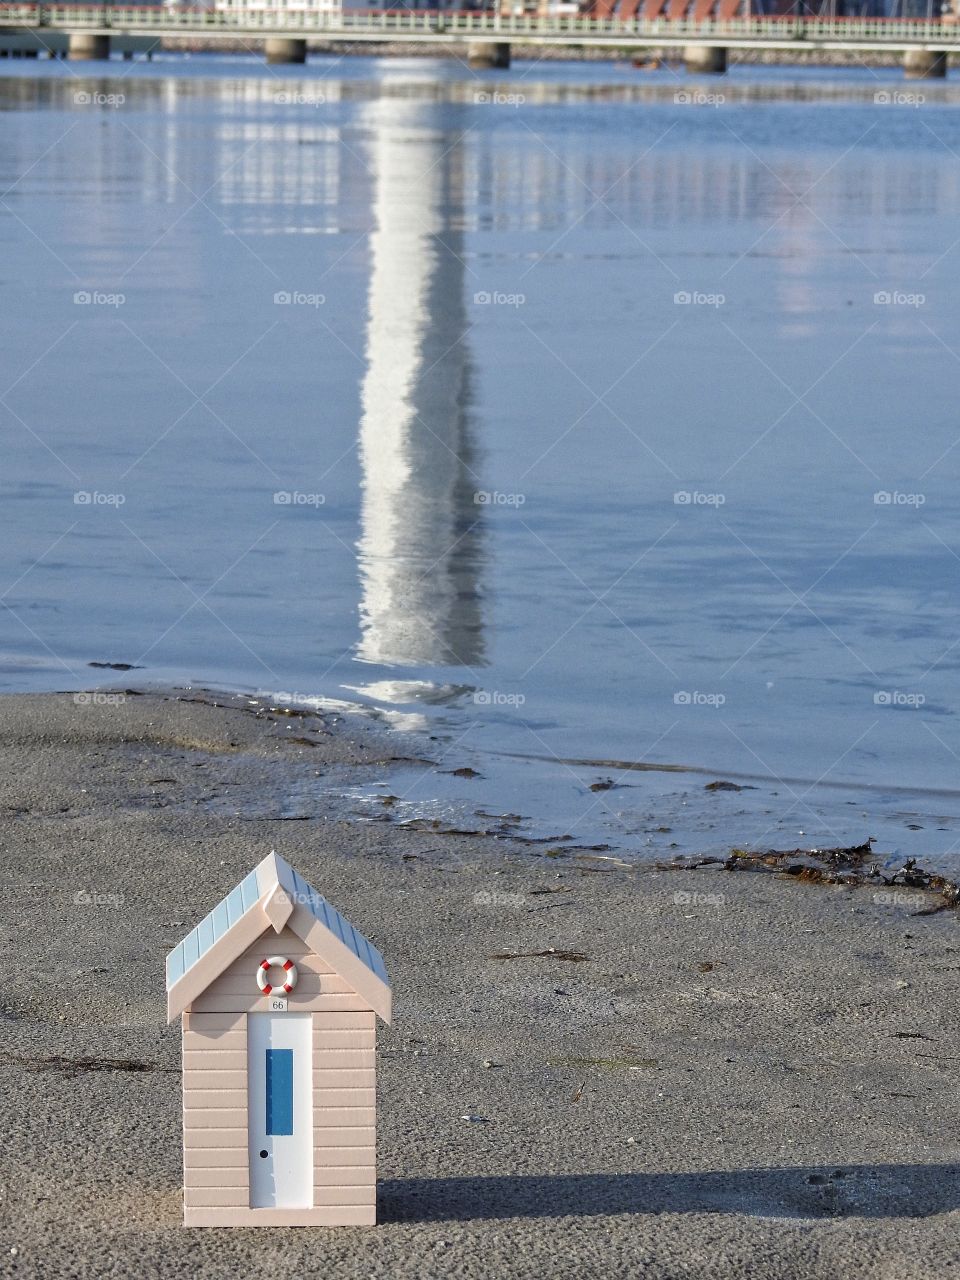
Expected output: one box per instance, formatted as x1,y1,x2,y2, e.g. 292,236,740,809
2,56,960,858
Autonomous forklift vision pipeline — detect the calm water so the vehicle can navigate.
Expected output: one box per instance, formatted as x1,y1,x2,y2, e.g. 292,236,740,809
3,55,960,858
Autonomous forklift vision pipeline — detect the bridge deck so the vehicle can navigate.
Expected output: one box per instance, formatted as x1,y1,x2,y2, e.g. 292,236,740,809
1,6,958,51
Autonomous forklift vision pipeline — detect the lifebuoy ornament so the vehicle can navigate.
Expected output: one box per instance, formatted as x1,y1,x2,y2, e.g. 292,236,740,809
257,956,298,995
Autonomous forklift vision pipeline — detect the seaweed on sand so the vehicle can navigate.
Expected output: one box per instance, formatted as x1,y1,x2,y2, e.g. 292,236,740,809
653,839,960,915
2,1052,175,1076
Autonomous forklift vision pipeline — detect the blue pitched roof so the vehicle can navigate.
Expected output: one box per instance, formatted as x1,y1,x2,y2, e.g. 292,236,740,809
165,867,260,991
285,864,390,986
164,852,390,996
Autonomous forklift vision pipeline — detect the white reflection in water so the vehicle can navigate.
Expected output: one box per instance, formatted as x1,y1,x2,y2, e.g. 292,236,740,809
356,101,484,669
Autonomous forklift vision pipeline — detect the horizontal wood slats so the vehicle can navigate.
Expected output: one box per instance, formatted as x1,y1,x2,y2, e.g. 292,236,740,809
184,927,376,1016
183,1049,246,1071
314,1127,375,1148
182,1068,246,1090
184,1011,244,1031
186,1166,249,1187
313,1185,376,1207
310,1088,375,1108
313,1031,375,1051
183,1030,245,1052
184,1147,248,1169
184,1206,376,1227
314,1048,375,1068
183,1127,247,1149
311,1013,375,1030
184,1089,246,1110
313,1165,376,1186
313,1068,375,1088
310,1107,376,1129
309,1146,374,1167
188,1184,375,1209
182,1015,250,1206
184,1186,249,1208
196,972,353,996
191,992,373,1015
184,1109,248,1129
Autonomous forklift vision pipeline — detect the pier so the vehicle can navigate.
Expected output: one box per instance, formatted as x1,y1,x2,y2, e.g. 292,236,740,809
0,6,958,76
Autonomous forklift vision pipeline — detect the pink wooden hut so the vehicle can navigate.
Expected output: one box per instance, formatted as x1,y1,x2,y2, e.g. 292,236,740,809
165,851,391,1226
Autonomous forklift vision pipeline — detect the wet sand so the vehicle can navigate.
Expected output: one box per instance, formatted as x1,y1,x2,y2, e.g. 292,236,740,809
1,688,958,1278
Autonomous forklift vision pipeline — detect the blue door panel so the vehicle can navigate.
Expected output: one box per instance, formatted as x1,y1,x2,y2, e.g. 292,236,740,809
265,1048,294,1135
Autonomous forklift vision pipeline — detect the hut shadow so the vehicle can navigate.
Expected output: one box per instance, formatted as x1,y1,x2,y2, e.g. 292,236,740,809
380,1164,960,1224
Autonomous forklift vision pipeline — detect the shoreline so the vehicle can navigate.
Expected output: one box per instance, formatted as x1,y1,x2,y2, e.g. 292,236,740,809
4,674,959,863
1,688,958,1276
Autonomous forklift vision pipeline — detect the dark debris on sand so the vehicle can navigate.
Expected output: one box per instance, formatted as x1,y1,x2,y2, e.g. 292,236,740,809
654,839,960,915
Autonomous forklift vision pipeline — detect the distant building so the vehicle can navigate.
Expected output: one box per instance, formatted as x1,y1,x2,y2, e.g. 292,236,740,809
750,0,943,13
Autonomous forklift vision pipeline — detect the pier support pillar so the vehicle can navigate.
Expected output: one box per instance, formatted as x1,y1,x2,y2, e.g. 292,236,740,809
265,37,307,65
683,45,727,74
903,48,947,79
68,33,110,60
467,41,511,69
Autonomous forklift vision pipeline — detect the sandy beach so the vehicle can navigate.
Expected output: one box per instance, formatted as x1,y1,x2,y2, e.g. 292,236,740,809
0,688,957,1278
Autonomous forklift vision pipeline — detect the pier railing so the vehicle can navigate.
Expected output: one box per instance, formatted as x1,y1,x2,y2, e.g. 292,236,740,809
1,4,959,44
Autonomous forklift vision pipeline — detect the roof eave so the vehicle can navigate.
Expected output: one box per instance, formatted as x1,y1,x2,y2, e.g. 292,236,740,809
290,900,392,1024
166,900,271,1023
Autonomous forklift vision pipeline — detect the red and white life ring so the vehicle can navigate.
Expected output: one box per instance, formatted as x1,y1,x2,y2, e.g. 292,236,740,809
257,956,298,995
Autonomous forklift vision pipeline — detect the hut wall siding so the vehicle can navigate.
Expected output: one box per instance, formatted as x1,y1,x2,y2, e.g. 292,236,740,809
191,992,372,1014
184,1206,376,1227
313,1012,375,1216
189,932,374,1015
182,1013,250,1212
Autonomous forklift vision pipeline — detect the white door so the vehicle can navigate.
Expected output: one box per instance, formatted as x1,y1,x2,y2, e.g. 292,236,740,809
248,1013,313,1209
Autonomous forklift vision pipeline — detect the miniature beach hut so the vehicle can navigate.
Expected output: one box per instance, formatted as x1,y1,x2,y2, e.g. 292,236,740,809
165,850,391,1226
